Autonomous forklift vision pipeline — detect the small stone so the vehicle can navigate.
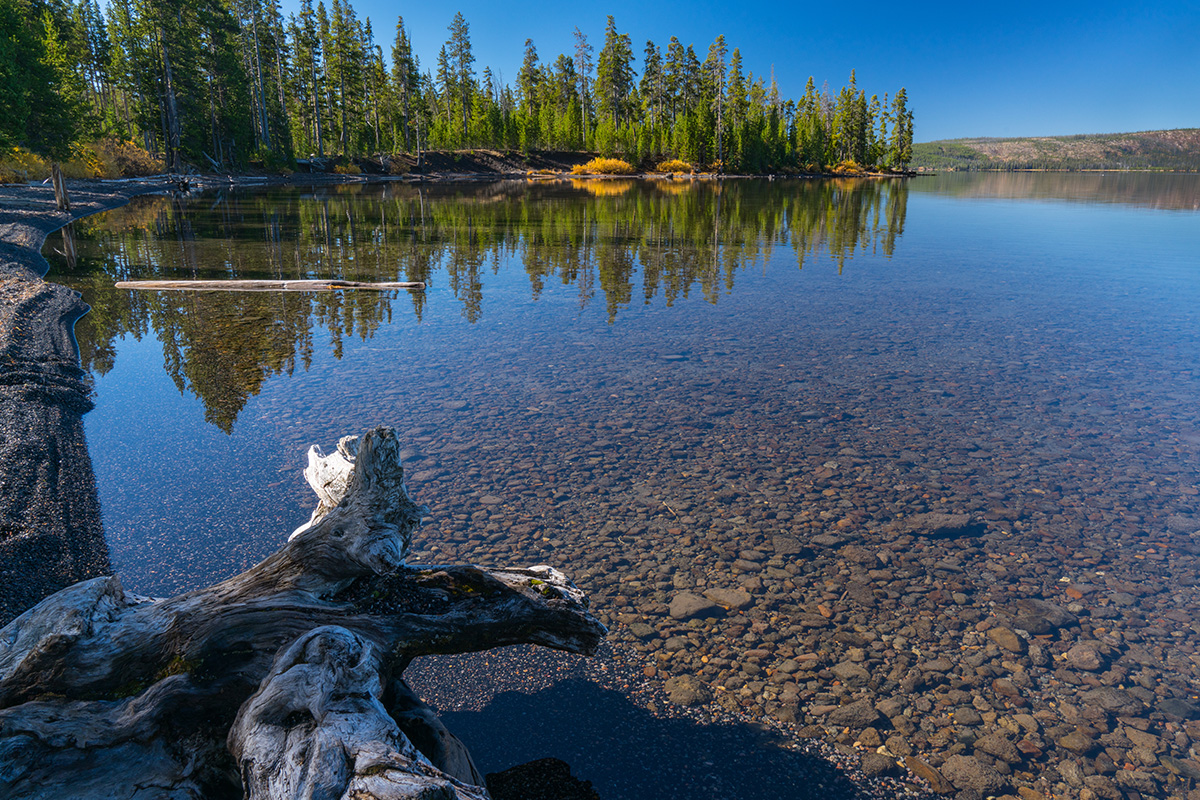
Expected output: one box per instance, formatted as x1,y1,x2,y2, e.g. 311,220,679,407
1166,514,1197,534
988,626,1027,654
772,535,805,555
857,727,882,748
1010,598,1077,634
875,697,906,718
904,756,954,795
1082,774,1121,800
1081,687,1143,716
828,698,882,728
1113,769,1158,794
831,661,871,687
702,587,754,610
1160,755,1200,780
904,512,981,538
485,757,599,800
954,707,984,726
861,752,899,777
974,733,1021,764
664,674,711,706
1057,730,1096,755
940,754,1007,794
1158,697,1200,720
1065,642,1106,671
885,734,913,756
627,622,656,639
479,495,503,505
669,592,724,621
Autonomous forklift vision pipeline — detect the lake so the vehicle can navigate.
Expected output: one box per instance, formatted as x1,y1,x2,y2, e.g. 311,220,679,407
47,173,1200,798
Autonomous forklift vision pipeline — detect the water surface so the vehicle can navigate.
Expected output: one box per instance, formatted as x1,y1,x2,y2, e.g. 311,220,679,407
47,173,1200,797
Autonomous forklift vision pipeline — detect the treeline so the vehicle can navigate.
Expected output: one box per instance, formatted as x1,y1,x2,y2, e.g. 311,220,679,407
3,0,914,173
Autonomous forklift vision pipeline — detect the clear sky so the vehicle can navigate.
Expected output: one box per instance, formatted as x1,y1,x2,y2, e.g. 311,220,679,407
281,0,1199,142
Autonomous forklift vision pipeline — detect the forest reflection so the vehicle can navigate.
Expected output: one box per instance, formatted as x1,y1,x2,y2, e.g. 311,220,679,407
52,178,909,432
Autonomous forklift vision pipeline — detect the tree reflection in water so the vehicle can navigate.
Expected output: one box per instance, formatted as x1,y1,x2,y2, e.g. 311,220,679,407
51,178,909,432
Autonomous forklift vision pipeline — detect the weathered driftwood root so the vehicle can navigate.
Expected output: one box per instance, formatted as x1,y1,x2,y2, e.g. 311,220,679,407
229,625,488,800
0,427,605,799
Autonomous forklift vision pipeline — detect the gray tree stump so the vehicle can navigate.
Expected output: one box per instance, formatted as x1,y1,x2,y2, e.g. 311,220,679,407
0,427,605,799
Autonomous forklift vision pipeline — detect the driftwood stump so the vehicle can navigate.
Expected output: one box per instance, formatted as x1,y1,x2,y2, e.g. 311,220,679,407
0,427,605,799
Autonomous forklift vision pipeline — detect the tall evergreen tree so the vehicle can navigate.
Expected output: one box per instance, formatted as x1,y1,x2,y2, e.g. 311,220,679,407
445,11,475,142
595,16,634,128
572,26,593,147
389,15,418,150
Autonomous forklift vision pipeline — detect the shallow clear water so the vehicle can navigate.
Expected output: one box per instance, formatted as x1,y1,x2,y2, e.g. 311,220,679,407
49,174,1198,596
45,173,1200,794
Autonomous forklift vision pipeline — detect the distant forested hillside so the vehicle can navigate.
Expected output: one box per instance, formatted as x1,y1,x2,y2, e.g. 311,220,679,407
912,129,1200,171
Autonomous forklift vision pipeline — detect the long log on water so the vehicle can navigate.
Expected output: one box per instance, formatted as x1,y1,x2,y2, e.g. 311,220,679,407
0,426,604,799
115,279,426,292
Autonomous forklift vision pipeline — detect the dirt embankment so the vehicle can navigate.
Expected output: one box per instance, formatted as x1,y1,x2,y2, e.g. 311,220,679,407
295,149,593,177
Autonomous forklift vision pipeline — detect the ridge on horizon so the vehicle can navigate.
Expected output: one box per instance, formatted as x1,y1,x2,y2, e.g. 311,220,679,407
911,129,1200,171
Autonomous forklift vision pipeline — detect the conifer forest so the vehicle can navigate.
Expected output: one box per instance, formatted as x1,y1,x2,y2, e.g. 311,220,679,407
1,0,914,173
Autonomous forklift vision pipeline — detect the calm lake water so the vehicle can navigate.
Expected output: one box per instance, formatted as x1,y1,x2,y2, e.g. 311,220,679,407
46,173,1200,797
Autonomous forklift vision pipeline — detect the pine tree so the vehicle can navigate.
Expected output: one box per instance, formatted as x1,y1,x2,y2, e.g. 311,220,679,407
595,16,634,129
889,87,912,168
639,41,663,135
445,11,475,143
389,16,418,151
572,27,593,147
516,38,540,149
704,36,727,169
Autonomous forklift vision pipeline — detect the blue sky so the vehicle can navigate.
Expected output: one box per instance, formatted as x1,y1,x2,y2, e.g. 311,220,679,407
281,0,1199,142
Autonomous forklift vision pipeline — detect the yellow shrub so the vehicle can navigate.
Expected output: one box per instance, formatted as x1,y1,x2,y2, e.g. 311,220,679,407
831,159,864,176
526,168,558,176
0,139,161,182
0,147,50,182
333,163,362,175
570,157,635,175
654,158,693,174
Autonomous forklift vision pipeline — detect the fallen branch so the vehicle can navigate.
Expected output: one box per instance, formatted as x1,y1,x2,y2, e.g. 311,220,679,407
115,279,426,292
0,426,603,799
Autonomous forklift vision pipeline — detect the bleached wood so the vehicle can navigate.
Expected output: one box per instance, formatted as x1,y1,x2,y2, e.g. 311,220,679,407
229,626,489,800
0,427,603,799
114,279,426,292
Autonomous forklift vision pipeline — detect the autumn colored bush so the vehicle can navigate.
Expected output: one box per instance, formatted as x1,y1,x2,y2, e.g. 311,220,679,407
831,159,865,176
0,139,161,183
654,158,694,174
570,157,635,175
0,148,49,183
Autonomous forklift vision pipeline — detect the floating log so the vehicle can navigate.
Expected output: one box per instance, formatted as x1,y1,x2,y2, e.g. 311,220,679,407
0,426,604,799
115,279,426,292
